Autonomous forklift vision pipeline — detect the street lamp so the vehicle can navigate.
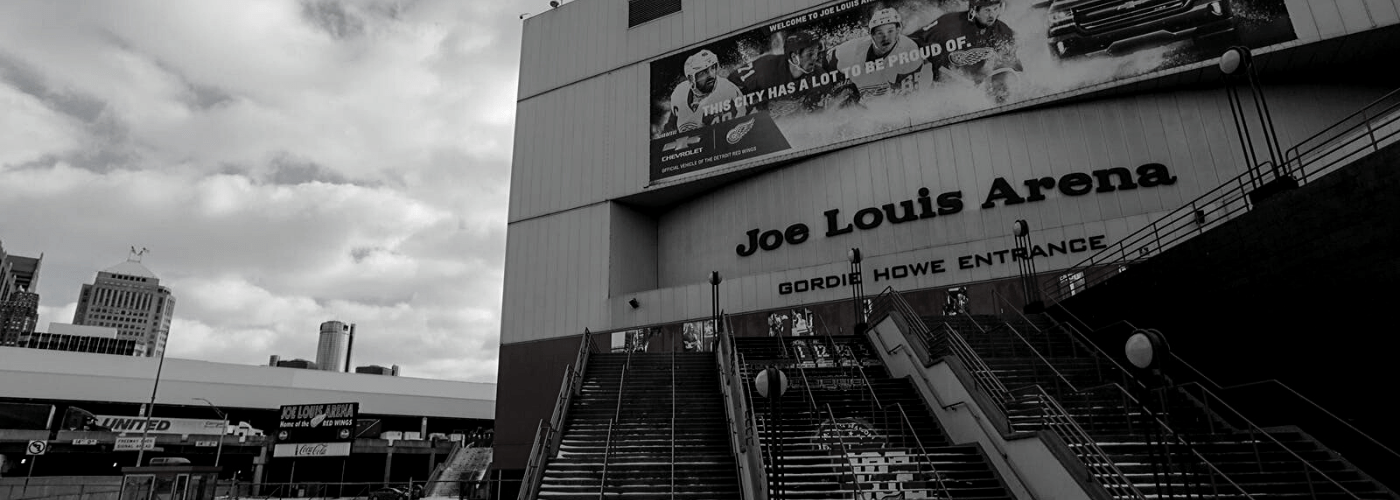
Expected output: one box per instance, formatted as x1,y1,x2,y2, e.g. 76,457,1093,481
193,398,228,471
1013,220,1044,314
1220,46,1292,197
135,342,168,467
708,271,723,338
847,248,866,335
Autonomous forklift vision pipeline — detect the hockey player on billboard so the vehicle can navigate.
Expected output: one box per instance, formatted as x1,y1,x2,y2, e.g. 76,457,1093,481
913,0,1024,105
827,8,924,100
666,49,748,134
729,31,859,118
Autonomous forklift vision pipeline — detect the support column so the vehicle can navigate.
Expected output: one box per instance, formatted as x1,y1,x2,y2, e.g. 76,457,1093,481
252,444,268,495
383,446,394,486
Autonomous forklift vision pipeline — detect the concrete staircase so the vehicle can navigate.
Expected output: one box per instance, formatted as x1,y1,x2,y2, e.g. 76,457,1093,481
428,446,493,497
924,313,1398,500
734,334,1015,500
534,351,739,499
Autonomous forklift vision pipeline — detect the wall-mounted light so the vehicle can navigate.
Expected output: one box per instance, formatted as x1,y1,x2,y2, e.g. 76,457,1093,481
628,298,640,309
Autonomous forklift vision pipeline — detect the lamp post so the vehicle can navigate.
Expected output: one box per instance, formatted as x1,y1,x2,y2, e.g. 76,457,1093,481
709,271,722,337
847,248,866,335
135,343,168,467
1220,46,1293,198
193,398,227,471
1013,220,1044,314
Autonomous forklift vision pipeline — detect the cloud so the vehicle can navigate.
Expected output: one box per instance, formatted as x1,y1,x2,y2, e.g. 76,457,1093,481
0,0,521,382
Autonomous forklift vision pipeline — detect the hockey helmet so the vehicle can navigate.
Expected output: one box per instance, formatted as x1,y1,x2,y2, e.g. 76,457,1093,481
867,8,902,31
684,49,720,77
785,31,821,54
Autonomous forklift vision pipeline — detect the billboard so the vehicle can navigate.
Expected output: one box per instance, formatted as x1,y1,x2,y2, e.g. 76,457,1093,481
95,415,224,436
648,0,1295,182
274,402,357,457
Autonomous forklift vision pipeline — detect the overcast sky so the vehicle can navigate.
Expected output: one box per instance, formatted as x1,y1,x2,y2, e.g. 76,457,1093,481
0,0,527,382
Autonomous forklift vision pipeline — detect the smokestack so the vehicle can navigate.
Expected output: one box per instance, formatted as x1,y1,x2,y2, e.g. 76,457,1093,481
269,355,280,366
343,324,355,372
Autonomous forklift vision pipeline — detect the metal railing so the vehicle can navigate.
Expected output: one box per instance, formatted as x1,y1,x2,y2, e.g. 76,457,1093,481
870,287,1144,499
1044,86,1400,304
598,342,635,497
717,313,768,500
1285,87,1400,183
518,329,597,500
1173,357,1400,479
1040,304,1373,499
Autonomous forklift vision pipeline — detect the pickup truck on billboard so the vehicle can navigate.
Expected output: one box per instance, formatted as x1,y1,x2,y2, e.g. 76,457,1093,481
1046,0,1235,59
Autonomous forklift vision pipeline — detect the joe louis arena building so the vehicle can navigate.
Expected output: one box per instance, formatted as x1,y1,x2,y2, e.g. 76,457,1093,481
496,0,1400,498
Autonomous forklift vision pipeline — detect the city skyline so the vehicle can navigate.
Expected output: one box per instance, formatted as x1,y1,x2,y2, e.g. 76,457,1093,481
0,0,519,382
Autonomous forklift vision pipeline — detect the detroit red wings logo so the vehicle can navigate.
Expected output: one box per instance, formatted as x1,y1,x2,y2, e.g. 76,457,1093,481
948,47,996,67
725,118,756,144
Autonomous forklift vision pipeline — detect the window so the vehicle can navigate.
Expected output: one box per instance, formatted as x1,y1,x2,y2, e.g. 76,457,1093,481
628,0,681,27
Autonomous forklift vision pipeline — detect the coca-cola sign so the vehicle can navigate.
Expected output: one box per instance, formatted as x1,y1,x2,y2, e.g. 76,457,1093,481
273,442,351,458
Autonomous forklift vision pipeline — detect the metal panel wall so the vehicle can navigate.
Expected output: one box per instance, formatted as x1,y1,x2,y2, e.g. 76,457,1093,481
654,83,1388,295
500,203,611,344
1286,0,1400,39
510,0,1400,225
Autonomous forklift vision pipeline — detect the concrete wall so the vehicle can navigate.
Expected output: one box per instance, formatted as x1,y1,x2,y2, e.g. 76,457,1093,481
868,315,1094,500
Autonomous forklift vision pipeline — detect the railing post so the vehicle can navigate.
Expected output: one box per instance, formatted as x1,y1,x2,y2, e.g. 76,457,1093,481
1364,109,1380,153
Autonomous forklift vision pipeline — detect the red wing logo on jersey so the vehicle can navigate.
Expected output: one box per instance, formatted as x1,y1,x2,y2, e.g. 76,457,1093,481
949,47,997,67
725,119,756,145
662,135,702,151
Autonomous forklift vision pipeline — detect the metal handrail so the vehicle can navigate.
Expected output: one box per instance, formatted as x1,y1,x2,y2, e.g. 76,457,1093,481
1009,384,1148,500
1172,381,1365,499
1071,383,1259,499
1284,87,1400,172
822,403,867,500
879,288,1147,498
517,421,552,500
599,418,615,498
718,316,766,500
891,402,955,500
599,344,635,497
940,322,1010,402
671,347,677,500
1160,343,1400,465
1036,305,1362,499
519,330,596,500
1046,85,1400,304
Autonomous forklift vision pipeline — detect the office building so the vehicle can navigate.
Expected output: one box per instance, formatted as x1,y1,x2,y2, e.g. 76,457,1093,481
316,320,354,372
72,255,175,357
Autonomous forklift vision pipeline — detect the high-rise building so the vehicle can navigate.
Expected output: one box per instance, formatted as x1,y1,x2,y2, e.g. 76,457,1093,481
72,253,175,357
0,239,43,346
1,290,40,346
316,320,354,372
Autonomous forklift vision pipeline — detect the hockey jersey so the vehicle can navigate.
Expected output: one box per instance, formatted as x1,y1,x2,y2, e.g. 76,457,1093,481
827,35,923,99
729,53,828,117
670,78,746,133
913,12,1022,86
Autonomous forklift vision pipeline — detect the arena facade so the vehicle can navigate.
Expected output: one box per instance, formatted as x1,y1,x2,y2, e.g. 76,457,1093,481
499,0,1400,483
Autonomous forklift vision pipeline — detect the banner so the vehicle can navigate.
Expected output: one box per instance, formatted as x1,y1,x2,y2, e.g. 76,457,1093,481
648,0,1295,182
96,415,224,436
276,402,358,444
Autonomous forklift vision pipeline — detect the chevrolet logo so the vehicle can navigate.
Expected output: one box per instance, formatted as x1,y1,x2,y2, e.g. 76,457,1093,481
662,135,702,151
